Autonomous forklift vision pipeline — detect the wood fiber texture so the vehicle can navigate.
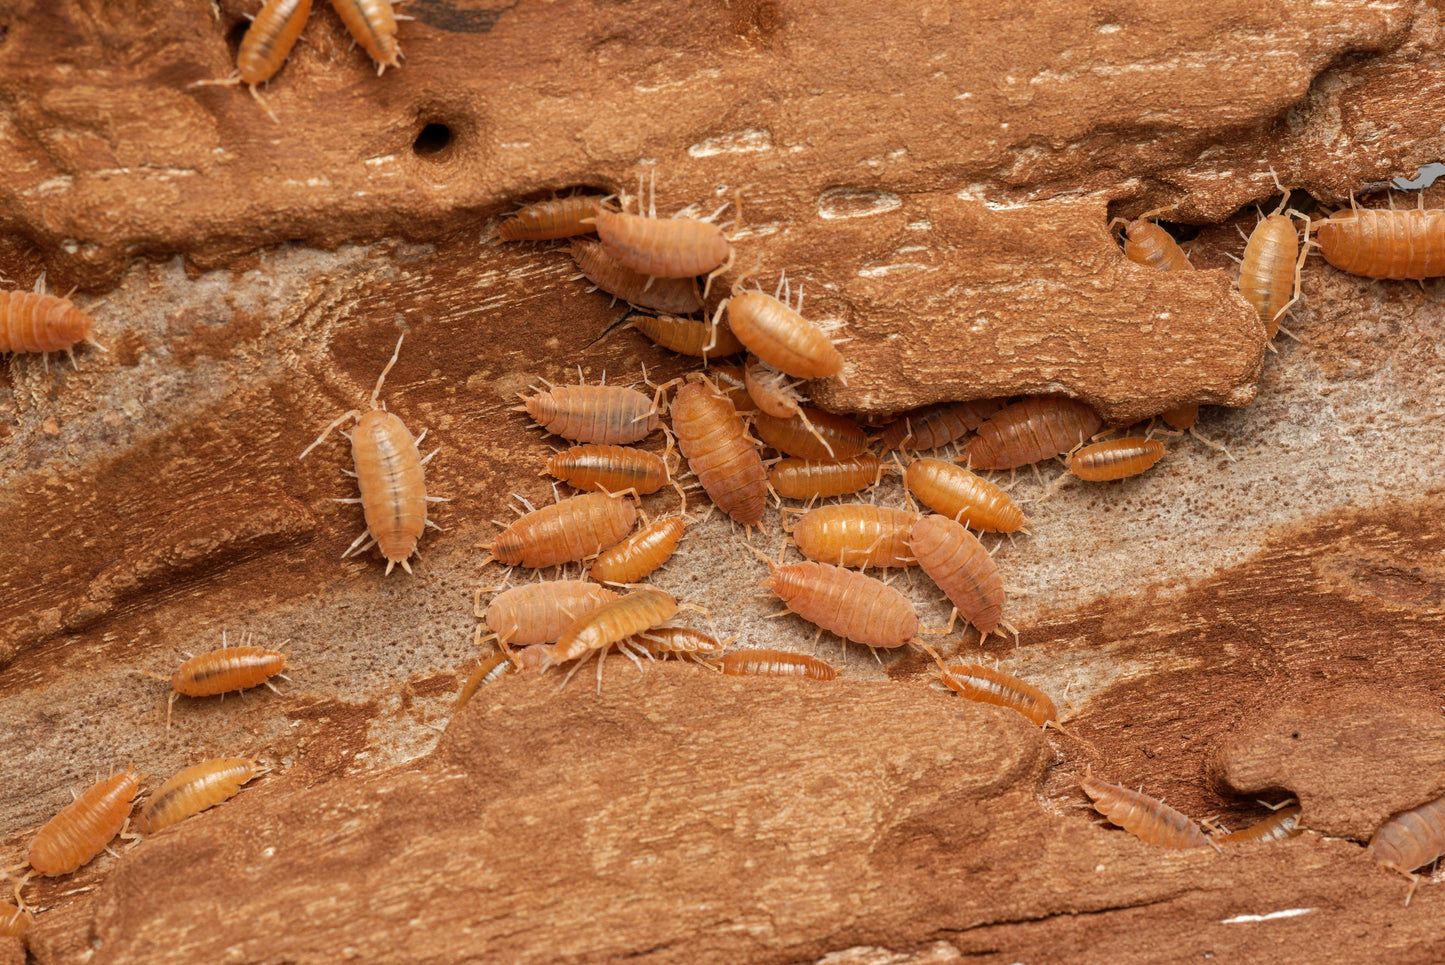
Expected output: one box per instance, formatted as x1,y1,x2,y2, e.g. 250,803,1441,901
2,0,1445,962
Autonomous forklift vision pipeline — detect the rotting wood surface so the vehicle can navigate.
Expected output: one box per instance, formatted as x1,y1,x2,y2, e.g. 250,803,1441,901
1,0,1444,962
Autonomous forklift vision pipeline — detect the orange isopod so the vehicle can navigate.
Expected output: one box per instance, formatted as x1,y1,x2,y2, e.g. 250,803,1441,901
628,313,745,359
485,493,637,568
590,515,688,585
708,364,758,413
1161,404,1199,431
671,378,767,529
546,444,670,496
627,626,730,664
744,355,807,418
722,280,844,380
138,758,261,834
881,400,1005,452
763,560,919,650
1369,794,1445,875
29,770,144,876
478,580,620,647
454,651,517,713
571,239,704,315
1217,806,1303,844
1315,204,1445,280
754,407,868,461
966,396,1103,470
1239,203,1303,339
511,644,554,672
904,458,1028,533
1112,207,1194,273
0,276,97,359
551,586,679,665
790,504,919,569
1067,437,1166,481
1080,773,1211,849
300,333,440,574
498,195,605,242
770,454,884,501
909,514,1004,638
717,649,838,680
239,0,313,84
936,663,1057,726
328,0,401,73
521,382,662,445
0,901,31,939
167,643,288,729
590,175,732,287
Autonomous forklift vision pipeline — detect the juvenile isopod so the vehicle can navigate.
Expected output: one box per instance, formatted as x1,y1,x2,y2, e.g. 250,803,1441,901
1079,772,1211,849
717,648,837,680
904,458,1028,533
708,364,758,413
590,515,689,585
187,0,312,114
671,377,767,529
935,663,1056,726
550,585,679,666
454,650,517,713
0,274,99,364
299,332,443,574
790,504,919,569
1238,194,1307,339
627,313,745,359
770,454,884,501
138,758,261,834
545,444,671,497
0,901,31,940
1314,202,1445,279
520,381,664,446
28,770,144,876
590,172,734,293
763,560,919,651
1369,793,1445,902
753,407,868,461
627,626,730,663
328,0,401,74
477,580,620,647
166,641,289,729
744,355,807,418
1216,805,1303,844
908,514,1004,639
1110,205,1194,273
571,239,704,315
497,195,605,242
881,399,1005,452
966,396,1103,470
1065,437,1166,482
484,492,637,568
721,276,844,380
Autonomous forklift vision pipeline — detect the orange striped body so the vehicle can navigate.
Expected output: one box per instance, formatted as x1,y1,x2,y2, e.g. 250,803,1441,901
352,409,428,573
937,664,1056,725
172,646,287,697
1067,437,1165,481
904,458,1027,532
571,240,704,314
237,0,313,85
552,586,678,663
546,444,669,496
455,651,516,712
629,313,744,358
629,626,726,657
967,396,1103,470
770,454,883,500
0,290,94,354
764,561,919,649
523,384,660,445
328,0,400,72
139,758,259,834
791,504,919,569
1081,774,1210,849
482,581,619,646
909,515,1003,636
1239,213,1298,338
1370,795,1445,872
0,902,31,940
1161,404,1198,431
590,516,688,584
754,407,868,461
1218,806,1303,844
718,649,837,680
1316,207,1445,279
672,380,767,529
29,771,144,876
488,493,636,568
498,196,604,241
725,288,844,379
1121,218,1193,272
593,209,729,278
882,400,1004,451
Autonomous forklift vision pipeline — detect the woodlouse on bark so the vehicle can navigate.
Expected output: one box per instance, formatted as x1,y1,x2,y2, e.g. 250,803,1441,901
904,458,1028,533
716,649,838,680
1314,201,1445,280
881,400,1004,452
1239,193,1309,340
299,332,443,575
484,492,637,569
762,560,920,651
590,515,689,585
1216,805,1303,844
1369,793,1445,902
770,454,885,501
753,407,868,461
935,663,1057,726
744,355,807,419
454,650,518,713
627,313,746,359
166,640,289,730
789,504,919,569
671,376,768,530
0,274,99,365
966,396,1103,470
328,0,401,74
708,364,758,413
0,901,31,940
908,514,1004,639
498,195,606,242
1080,772,1212,850
550,585,679,669
571,239,704,315
627,626,731,665
1065,437,1166,482
589,171,734,295
138,759,262,834
721,275,844,381
545,444,671,497
187,0,312,118
28,770,144,876
477,580,621,647
1110,204,1194,273
520,381,664,446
